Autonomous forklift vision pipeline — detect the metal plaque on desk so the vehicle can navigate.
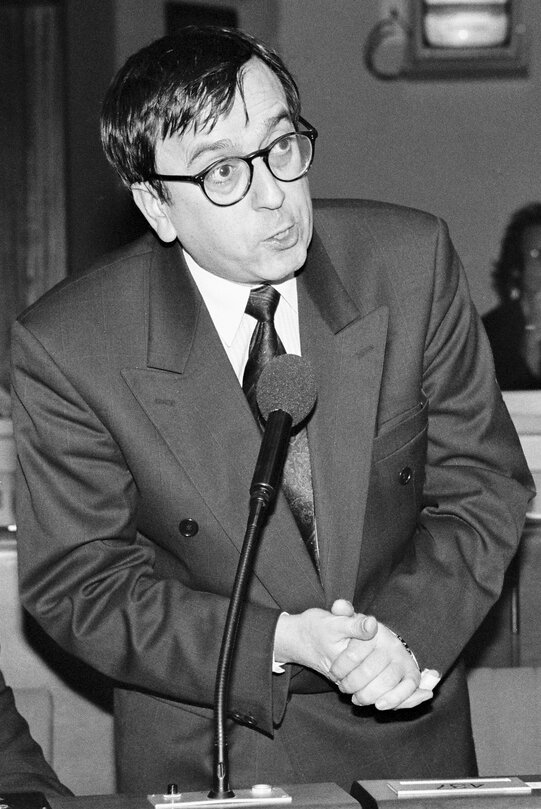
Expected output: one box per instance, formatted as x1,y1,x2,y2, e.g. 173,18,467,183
351,777,537,809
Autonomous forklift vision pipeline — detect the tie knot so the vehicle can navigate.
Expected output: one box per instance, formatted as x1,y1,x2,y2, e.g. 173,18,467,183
245,285,280,323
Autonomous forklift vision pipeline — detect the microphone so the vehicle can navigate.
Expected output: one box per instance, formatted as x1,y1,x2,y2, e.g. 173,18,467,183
250,354,317,509
209,356,317,802
257,353,318,424
150,356,317,809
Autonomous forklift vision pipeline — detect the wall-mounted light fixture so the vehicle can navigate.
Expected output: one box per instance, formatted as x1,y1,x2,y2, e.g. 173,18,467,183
365,0,528,80
423,0,510,48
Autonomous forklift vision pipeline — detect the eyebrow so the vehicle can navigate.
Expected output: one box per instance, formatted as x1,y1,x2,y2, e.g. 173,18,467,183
186,111,293,170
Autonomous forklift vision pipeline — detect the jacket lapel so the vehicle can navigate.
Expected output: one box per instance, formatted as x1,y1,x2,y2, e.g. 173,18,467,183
122,242,324,611
123,230,388,609
299,231,388,602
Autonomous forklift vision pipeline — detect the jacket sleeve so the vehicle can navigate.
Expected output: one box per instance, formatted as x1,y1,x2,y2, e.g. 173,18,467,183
367,216,535,675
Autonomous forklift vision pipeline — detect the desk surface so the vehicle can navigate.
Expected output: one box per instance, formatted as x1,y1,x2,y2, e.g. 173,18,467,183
49,784,358,809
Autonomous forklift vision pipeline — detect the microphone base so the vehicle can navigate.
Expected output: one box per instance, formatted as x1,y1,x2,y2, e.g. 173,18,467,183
148,786,292,808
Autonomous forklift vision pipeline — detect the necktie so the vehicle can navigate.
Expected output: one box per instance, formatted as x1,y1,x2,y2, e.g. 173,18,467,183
242,285,319,572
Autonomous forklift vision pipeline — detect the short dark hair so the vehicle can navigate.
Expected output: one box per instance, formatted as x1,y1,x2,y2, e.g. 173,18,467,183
100,25,301,202
492,202,541,300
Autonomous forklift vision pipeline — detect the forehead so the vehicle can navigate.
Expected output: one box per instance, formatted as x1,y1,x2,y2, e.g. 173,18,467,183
197,57,289,132
156,59,291,169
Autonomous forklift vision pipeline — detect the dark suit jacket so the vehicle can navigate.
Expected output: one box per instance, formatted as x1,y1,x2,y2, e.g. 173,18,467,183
0,666,70,795
11,200,533,793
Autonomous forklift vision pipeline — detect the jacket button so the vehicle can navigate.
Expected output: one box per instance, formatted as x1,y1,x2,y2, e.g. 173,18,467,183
399,466,413,485
230,711,257,726
178,518,199,537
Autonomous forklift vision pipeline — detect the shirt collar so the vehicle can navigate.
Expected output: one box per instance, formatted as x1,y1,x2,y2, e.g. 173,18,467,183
183,250,298,347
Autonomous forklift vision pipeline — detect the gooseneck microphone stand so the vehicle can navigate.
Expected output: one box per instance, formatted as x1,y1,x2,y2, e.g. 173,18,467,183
209,409,292,800
148,411,293,808
149,356,316,807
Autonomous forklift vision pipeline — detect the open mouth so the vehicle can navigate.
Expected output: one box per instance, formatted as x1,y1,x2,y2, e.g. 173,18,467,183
266,224,297,245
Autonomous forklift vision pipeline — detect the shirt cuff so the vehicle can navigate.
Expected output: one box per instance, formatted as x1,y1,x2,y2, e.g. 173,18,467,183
272,611,289,674
272,656,286,674
420,668,442,689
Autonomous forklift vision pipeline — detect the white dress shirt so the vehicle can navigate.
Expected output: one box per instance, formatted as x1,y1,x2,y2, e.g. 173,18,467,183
183,250,301,382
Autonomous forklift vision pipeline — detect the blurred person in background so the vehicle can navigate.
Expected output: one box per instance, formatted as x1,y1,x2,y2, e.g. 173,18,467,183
483,203,541,389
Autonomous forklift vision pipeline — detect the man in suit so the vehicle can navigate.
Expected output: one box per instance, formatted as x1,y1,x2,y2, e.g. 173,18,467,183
11,26,533,794
0,660,70,795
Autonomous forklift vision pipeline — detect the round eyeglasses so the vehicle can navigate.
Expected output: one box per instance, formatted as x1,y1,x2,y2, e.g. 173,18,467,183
148,117,318,207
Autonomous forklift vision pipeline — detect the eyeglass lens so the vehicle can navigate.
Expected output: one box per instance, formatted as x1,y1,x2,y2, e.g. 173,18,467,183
203,133,313,205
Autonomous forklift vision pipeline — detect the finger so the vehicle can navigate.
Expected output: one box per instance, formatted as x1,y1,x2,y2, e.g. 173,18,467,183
351,613,378,640
385,688,434,711
330,598,355,617
419,669,441,690
352,671,424,711
343,655,419,704
329,618,379,682
333,642,386,687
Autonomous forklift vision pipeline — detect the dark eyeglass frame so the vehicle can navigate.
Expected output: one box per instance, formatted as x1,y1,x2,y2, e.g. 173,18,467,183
147,116,318,207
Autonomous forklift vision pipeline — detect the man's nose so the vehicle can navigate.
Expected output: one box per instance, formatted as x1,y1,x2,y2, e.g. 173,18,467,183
250,158,285,209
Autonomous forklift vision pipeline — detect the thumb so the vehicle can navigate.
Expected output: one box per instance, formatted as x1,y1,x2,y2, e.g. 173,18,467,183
349,613,378,640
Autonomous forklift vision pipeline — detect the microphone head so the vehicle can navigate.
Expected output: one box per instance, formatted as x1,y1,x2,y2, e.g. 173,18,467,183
256,354,317,427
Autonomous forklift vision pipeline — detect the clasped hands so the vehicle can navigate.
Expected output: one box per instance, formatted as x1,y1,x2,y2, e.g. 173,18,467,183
274,599,440,711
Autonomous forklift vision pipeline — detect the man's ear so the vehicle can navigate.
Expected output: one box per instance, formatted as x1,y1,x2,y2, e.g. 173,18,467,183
131,183,177,243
